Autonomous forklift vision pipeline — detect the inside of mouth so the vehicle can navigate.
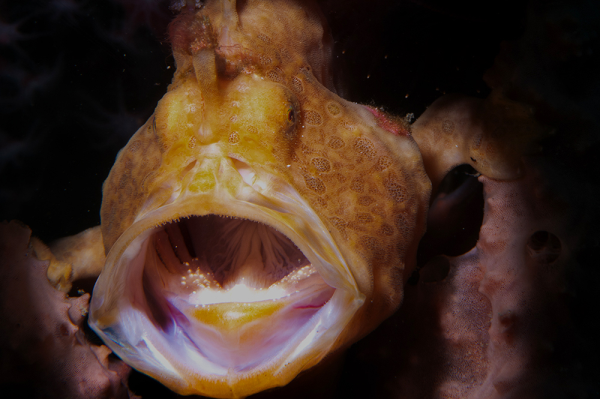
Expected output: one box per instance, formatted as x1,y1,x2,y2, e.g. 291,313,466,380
131,215,335,369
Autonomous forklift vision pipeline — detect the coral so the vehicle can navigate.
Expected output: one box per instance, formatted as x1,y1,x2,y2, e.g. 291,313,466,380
0,221,132,399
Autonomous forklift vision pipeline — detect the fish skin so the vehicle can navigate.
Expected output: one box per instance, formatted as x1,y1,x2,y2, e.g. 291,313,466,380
94,0,430,396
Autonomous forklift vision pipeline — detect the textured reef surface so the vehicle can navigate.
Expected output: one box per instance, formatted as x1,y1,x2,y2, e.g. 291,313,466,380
1,0,600,398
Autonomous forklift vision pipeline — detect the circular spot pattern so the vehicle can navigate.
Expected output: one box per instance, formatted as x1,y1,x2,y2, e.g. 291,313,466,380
304,110,323,125
228,132,240,144
328,136,345,149
357,213,373,223
311,157,331,172
376,156,392,171
358,196,375,206
304,175,326,193
350,178,364,193
379,223,395,236
259,54,272,65
266,69,283,82
442,120,455,133
291,76,303,93
326,102,341,116
354,137,376,158
384,176,407,203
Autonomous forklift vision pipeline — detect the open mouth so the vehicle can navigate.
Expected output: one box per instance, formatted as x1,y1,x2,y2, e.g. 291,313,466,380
137,215,335,370
89,159,364,395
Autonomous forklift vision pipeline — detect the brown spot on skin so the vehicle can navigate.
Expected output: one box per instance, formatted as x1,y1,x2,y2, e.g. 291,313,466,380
350,178,364,193
328,136,345,149
358,196,375,206
326,102,341,116
442,119,455,133
304,110,323,125
379,223,395,236
228,132,240,144
353,138,376,159
384,175,407,203
304,175,326,194
311,157,331,172
357,213,374,224
290,76,303,93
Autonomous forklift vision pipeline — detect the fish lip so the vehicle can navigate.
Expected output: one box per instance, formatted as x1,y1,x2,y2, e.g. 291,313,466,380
90,182,365,396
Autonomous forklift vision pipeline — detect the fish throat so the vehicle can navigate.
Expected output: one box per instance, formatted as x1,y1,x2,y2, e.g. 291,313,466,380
134,215,335,369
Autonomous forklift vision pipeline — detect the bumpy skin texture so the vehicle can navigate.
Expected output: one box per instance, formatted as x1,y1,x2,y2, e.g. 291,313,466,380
95,0,429,396
411,92,544,193
0,221,132,399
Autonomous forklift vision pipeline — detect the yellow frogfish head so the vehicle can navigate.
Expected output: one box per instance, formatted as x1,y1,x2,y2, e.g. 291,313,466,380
89,0,430,397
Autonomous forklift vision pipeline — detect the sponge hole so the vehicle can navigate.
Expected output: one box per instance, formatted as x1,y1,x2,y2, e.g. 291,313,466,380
420,256,450,283
416,164,484,267
527,231,561,264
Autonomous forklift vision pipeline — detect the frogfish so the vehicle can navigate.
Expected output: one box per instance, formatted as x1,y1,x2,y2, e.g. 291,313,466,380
86,0,430,397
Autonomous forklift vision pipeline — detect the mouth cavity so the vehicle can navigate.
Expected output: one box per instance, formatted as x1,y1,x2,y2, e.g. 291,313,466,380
133,215,336,370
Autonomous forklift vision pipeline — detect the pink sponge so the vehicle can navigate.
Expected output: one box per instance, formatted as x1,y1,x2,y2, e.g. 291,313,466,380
347,162,579,398
0,221,133,399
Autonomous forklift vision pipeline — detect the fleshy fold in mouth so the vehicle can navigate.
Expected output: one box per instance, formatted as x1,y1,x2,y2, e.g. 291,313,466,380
142,215,335,369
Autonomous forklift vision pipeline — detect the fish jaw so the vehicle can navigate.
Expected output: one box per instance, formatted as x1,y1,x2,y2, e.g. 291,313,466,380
90,148,364,397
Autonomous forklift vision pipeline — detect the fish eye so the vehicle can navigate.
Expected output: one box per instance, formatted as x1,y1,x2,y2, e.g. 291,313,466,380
283,104,298,140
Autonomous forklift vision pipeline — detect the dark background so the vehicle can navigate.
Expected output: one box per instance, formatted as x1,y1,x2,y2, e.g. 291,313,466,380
1,0,599,397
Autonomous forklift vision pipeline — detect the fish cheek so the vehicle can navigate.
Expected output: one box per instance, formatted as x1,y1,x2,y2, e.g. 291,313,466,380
101,119,164,253
283,95,430,340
